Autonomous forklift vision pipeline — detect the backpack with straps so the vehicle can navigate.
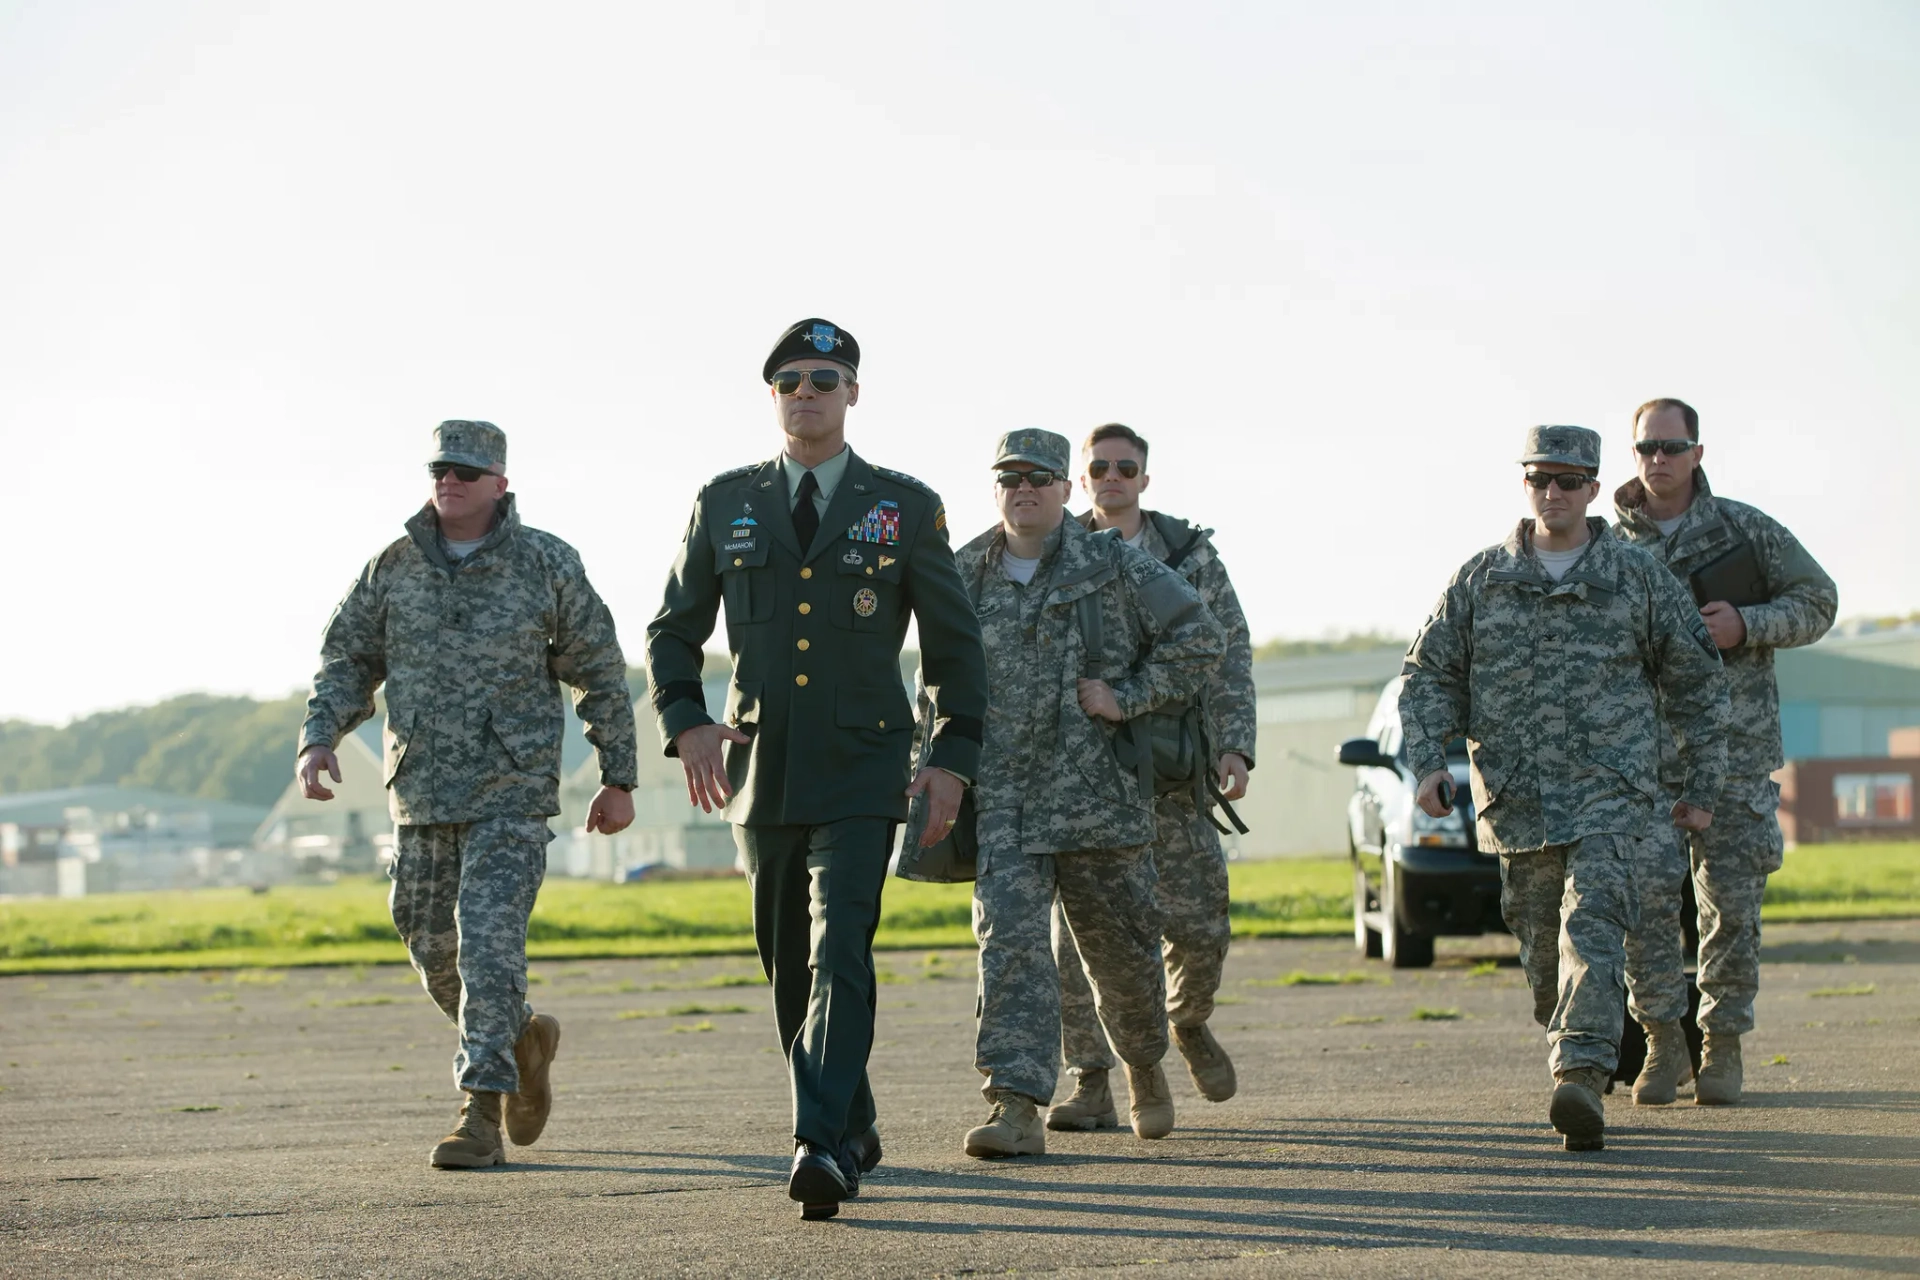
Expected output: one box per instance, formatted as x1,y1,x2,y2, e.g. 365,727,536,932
1075,525,1249,836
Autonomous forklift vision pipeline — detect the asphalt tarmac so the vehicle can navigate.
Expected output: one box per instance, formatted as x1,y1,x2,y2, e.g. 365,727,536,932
2,919,1917,1278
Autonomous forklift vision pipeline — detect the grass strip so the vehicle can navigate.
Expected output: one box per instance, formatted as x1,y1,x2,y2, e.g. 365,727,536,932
3,844,1913,973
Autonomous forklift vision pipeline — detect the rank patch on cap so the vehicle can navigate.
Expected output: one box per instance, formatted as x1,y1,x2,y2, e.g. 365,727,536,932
847,500,901,544
853,587,878,618
809,323,842,353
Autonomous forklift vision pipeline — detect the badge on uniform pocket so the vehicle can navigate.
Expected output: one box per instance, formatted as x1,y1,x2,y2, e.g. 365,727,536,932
853,587,878,617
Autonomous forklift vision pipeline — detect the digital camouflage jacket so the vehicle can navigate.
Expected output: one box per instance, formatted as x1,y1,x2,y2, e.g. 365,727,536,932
1614,467,1837,783
1078,510,1257,769
1399,517,1731,854
299,496,638,825
949,516,1225,856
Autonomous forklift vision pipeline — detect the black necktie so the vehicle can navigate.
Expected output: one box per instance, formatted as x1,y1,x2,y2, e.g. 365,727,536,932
792,469,820,552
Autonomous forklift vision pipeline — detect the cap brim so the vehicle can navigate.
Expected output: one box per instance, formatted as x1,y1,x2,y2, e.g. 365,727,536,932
428,452,500,470
993,453,1066,471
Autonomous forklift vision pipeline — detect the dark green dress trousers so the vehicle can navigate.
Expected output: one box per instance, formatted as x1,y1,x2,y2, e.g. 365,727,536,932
734,818,892,1153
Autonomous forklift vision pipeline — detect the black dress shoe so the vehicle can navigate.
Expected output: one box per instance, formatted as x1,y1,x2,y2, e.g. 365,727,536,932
790,1142,851,1220
846,1126,883,1174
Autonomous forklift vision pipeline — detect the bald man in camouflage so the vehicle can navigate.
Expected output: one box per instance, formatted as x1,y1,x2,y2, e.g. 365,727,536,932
297,420,638,1169
1400,425,1729,1151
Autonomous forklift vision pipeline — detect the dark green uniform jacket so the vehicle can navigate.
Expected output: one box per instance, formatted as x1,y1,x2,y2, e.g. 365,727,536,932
299,496,639,826
646,449,989,826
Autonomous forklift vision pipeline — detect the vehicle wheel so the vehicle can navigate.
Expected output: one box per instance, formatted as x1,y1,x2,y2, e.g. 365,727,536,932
1382,855,1436,969
1353,860,1383,958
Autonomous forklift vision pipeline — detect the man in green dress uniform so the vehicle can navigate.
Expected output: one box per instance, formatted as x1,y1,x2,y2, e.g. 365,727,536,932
646,318,989,1218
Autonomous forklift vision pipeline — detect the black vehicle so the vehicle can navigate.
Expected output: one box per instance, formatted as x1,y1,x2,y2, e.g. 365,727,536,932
1337,678,1505,968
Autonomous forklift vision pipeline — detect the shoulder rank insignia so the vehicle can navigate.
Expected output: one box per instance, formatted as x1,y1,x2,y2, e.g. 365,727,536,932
873,465,933,494
847,499,901,544
706,462,759,487
933,504,946,532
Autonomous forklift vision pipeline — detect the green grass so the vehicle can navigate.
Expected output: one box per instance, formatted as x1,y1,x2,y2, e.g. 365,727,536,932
2,843,1914,974
1808,983,1876,998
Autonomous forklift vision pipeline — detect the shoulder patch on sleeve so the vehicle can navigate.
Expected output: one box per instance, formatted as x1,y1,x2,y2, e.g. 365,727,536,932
933,503,946,531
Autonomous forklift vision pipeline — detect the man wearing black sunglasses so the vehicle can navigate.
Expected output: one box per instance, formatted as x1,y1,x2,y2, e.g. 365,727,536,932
905,428,1224,1159
1046,422,1256,1130
1399,424,1730,1152
297,420,639,1170
646,318,989,1219
1614,398,1837,1108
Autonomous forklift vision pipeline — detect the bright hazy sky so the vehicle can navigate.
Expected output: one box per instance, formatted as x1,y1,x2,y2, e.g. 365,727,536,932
3,2,1915,725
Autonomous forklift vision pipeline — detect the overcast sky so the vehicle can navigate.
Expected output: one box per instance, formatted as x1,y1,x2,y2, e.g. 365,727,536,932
3,1,1915,725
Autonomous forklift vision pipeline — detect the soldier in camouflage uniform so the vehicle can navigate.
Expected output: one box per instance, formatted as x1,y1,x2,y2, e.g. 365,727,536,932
1049,423,1256,1129
933,428,1225,1158
297,421,638,1169
1400,424,1730,1151
1614,398,1837,1106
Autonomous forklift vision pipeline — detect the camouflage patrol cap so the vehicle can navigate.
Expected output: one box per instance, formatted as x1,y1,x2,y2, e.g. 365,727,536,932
429,420,507,472
992,429,1070,474
1518,424,1601,471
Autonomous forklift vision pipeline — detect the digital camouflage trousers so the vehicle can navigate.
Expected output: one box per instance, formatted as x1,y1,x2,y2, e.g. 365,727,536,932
1053,793,1231,1074
389,817,551,1094
973,808,1168,1106
1501,833,1640,1077
1626,776,1783,1035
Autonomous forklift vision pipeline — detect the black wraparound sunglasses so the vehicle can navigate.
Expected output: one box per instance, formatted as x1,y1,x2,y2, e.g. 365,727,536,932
1524,471,1597,492
1634,438,1697,457
771,369,848,395
995,469,1060,489
428,463,491,482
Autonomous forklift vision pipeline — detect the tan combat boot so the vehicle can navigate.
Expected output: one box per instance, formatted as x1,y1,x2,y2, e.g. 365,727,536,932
1174,1023,1237,1102
1125,1061,1175,1140
1047,1069,1119,1132
430,1090,505,1169
1549,1066,1608,1151
1631,1020,1693,1106
964,1091,1046,1159
1695,1031,1744,1106
506,1012,561,1145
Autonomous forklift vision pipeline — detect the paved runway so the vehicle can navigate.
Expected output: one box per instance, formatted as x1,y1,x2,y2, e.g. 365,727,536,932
3,919,1917,1277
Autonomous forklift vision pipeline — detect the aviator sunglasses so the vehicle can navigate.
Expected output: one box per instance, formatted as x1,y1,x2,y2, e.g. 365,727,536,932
995,469,1061,489
1086,458,1141,480
771,369,849,395
1634,438,1697,457
428,462,492,482
1524,471,1597,492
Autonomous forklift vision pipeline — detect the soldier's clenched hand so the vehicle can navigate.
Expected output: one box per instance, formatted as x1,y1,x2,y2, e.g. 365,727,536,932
674,723,752,813
1416,769,1453,818
587,786,634,835
1217,752,1250,802
1699,601,1747,650
1076,678,1123,723
905,767,966,847
1671,800,1714,832
297,746,341,801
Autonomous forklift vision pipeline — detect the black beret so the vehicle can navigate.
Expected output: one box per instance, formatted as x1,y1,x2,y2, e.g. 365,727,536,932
763,317,859,383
